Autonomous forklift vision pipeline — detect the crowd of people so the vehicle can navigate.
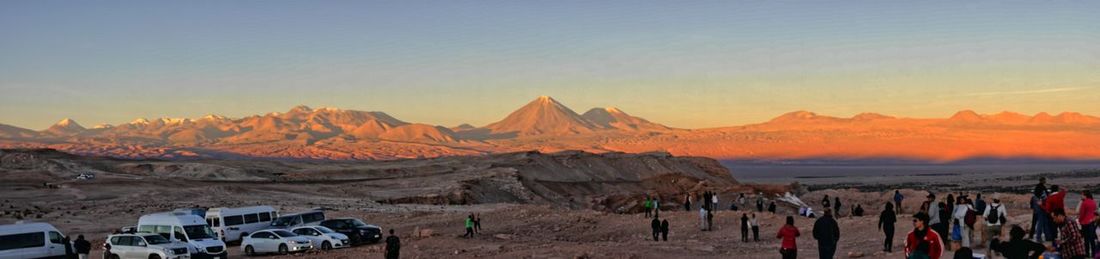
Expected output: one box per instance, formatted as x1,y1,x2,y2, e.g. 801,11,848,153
620,177,1100,259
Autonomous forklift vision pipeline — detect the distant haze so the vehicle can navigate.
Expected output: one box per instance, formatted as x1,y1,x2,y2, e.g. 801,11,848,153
2,1,1099,129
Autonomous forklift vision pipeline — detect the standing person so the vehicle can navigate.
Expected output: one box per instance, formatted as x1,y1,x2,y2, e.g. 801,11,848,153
706,209,714,231
757,195,765,212
951,197,974,248
473,213,482,234
644,195,652,218
699,207,708,231
990,225,1045,259
813,209,841,259
934,202,952,251
906,212,945,259
974,194,987,221
822,195,831,210
738,193,747,208
1045,185,1066,240
72,235,91,259
712,193,719,212
704,191,712,211
684,194,692,212
982,197,1008,256
384,229,401,259
1078,190,1097,256
1032,190,1049,242
1053,208,1088,259
834,197,842,218
654,198,661,218
741,213,750,242
777,216,801,259
464,215,475,238
651,216,661,241
879,202,897,253
946,194,955,219
751,213,760,241
768,202,777,213
895,190,905,215
661,219,670,241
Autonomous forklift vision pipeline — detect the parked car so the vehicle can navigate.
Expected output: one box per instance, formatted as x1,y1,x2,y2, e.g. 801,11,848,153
104,233,190,259
240,230,312,256
269,210,324,229
318,218,382,244
290,226,349,250
0,222,72,259
137,212,227,259
205,206,277,243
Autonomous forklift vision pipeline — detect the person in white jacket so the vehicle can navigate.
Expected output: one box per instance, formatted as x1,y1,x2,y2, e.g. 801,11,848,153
982,198,1008,255
952,197,975,248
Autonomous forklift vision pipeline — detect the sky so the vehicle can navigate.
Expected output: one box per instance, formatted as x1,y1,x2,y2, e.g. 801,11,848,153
2,1,1099,130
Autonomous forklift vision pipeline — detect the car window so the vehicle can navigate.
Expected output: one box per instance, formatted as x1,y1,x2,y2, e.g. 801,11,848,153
117,236,133,246
271,216,296,227
292,229,307,236
138,225,156,233
225,215,244,226
0,232,45,251
173,226,188,242
303,212,324,223
183,225,215,240
272,230,297,238
244,213,259,224
259,212,272,222
251,232,270,239
144,235,171,245
315,226,335,234
48,231,63,244
133,237,146,246
207,217,221,227
108,236,122,246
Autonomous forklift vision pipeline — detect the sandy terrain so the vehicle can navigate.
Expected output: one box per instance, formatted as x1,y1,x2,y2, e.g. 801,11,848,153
1,148,1093,258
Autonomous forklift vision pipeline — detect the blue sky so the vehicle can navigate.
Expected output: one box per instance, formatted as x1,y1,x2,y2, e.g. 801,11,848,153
2,1,1098,129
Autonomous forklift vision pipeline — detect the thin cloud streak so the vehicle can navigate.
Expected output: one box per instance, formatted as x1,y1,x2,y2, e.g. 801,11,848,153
960,86,1094,97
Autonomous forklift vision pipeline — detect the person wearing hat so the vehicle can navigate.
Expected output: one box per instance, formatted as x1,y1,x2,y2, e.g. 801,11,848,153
906,212,944,259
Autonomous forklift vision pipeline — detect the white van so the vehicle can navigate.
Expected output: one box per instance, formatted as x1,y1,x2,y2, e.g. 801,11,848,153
269,210,325,229
137,212,227,259
0,222,71,259
205,206,277,243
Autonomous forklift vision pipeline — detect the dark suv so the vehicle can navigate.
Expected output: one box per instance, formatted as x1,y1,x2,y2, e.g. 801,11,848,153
318,218,382,244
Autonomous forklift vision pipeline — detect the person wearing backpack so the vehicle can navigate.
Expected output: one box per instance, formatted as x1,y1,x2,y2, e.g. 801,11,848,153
952,196,975,248
982,198,1007,256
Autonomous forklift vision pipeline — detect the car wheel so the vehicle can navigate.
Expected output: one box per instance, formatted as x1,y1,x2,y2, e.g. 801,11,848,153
149,254,162,259
278,244,288,255
244,245,255,256
322,241,332,250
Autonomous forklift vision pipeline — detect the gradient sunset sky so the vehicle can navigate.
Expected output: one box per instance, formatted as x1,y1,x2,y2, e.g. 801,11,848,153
2,1,1098,130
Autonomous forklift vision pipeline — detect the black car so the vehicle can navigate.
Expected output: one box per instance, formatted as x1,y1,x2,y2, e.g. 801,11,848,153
319,218,382,244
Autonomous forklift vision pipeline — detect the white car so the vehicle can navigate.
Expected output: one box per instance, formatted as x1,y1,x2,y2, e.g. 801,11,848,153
241,230,312,256
290,226,350,250
105,233,191,259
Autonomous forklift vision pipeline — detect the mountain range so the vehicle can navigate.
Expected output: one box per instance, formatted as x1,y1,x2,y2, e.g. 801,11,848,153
2,96,1099,161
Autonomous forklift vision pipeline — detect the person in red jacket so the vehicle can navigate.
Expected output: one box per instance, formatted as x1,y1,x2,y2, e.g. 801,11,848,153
906,212,944,259
1044,185,1066,214
777,216,800,259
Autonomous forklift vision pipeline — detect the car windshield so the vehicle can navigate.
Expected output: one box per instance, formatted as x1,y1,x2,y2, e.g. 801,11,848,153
183,225,215,240
143,235,171,245
314,226,335,234
347,219,368,227
271,216,294,227
272,230,297,238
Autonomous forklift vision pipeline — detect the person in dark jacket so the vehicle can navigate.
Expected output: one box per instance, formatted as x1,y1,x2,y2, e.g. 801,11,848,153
660,219,669,241
384,229,401,259
813,209,841,259
684,194,692,211
768,202,777,213
651,217,661,241
879,202,897,252
741,213,750,242
73,234,91,259
834,197,842,218
990,225,1045,259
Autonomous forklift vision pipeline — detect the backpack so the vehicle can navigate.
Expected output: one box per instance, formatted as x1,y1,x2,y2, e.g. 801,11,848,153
964,207,977,227
985,205,1005,225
